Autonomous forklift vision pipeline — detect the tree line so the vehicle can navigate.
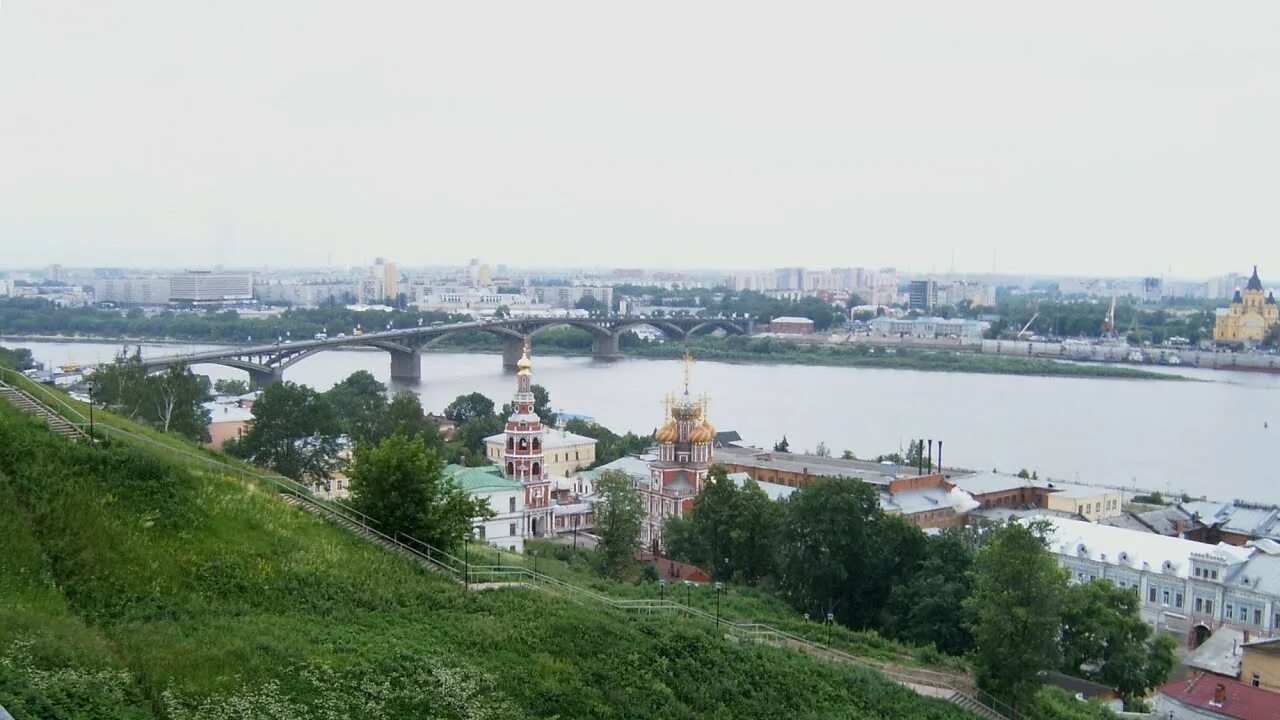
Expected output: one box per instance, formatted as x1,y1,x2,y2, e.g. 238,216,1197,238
663,467,1176,711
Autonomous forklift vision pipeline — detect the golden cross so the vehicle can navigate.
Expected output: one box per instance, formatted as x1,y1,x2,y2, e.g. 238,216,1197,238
682,348,694,393
523,335,531,356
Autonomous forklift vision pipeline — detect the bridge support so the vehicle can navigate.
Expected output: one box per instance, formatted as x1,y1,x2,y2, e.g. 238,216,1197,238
502,336,525,370
389,347,422,382
247,366,283,390
593,333,621,360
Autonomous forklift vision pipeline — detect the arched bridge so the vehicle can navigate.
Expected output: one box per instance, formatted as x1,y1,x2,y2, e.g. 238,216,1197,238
132,316,755,388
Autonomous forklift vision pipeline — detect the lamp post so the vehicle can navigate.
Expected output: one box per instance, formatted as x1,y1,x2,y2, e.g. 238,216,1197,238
715,582,723,630
464,534,470,590
826,611,834,645
659,579,666,604
532,549,539,576
685,580,692,607
572,513,579,550
87,379,95,441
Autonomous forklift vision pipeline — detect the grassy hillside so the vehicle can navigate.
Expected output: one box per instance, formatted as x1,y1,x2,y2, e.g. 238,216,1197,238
0,403,976,719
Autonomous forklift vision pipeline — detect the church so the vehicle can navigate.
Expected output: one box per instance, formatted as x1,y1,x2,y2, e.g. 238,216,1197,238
1213,266,1277,345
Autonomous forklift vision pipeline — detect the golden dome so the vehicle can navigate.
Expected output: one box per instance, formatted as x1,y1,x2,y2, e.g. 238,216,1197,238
690,420,716,444
516,340,533,375
655,419,679,444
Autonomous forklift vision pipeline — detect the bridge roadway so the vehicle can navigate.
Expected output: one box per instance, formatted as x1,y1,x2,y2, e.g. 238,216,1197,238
132,315,754,388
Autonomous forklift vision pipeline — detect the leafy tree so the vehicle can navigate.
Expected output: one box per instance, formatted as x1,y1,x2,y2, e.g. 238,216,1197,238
593,470,643,578
213,378,250,396
0,345,35,370
840,450,856,460
777,477,923,628
367,391,441,449
773,436,790,453
814,442,830,457
147,363,212,440
1060,580,1177,705
324,371,387,440
91,349,151,419
574,295,604,315
230,382,343,481
881,532,974,655
965,522,1067,707
666,465,782,584
443,391,495,424
348,434,490,551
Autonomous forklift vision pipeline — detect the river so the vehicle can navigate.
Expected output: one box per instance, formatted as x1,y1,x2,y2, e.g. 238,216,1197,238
11,339,1280,505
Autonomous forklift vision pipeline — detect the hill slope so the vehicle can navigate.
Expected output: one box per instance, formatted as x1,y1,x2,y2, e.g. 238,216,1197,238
0,403,975,719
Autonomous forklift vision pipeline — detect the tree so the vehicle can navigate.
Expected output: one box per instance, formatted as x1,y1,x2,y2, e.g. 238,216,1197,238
367,391,441,449
324,371,387,440
230,382,343,481
1060,580,1177,705
0,345,35,370
92,349,151,420
777,477,922,628
213,378,249,396
881,532,974,655
443,392,495,424
593,469,643,578
965,522,1067,707
147,363,211,440
814,442,830,458
667,465,782,584
348,434,490,551
574,295,604,315
773,436,790,453
563,419,651,467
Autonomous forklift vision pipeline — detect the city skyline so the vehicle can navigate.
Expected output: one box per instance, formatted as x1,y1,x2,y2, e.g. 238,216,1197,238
3,2,1280,274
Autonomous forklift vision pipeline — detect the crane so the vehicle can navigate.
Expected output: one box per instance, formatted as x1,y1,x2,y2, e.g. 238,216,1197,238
1101,295,1117,336
1016,312,1040,339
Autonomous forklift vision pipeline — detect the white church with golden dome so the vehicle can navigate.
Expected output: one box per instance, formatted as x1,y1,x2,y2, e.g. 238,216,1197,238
640,350,717,553
1213,266,1278,345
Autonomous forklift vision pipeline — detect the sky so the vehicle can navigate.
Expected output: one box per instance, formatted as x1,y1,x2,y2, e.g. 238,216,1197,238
2,1,1279,277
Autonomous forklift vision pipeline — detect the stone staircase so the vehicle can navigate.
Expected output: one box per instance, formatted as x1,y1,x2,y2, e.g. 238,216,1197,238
0,382,86,441
948,691,1008,720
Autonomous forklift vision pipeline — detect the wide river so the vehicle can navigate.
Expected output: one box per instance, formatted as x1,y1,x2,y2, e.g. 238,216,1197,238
12,339,1280,504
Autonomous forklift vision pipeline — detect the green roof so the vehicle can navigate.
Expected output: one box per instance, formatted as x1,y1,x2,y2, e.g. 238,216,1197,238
443,464,521,494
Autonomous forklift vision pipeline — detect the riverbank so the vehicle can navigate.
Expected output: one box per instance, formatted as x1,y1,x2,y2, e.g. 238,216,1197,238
4,332,1184,380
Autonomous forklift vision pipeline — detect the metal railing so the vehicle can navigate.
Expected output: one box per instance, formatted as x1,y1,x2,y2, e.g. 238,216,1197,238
0,369,1015,720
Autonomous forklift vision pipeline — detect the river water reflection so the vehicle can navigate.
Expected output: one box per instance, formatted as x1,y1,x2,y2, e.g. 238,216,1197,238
13,339,1280,504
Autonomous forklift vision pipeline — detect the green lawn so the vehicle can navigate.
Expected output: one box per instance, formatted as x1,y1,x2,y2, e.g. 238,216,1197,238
0,403,977,719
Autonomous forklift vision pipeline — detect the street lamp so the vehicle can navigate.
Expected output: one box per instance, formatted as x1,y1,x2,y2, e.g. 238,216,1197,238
659,579,666,604
714,582,723,630
86,378,95,441
826,611,835,645
684,580,692,607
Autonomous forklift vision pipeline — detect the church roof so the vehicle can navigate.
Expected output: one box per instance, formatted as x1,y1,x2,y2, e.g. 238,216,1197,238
1234,289,1244,303
1247,265,1264,291
1268,291,1276,305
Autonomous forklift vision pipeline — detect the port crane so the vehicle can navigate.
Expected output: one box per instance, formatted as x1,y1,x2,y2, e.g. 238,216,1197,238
1101,295,1116,335
1015,312,1040,339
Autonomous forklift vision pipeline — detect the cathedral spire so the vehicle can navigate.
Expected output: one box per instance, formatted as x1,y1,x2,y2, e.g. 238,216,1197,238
1247,265,1264,291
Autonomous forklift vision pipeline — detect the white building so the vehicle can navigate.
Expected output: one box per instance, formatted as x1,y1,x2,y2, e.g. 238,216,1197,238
168,271,253,303
1033,516,1280,646
93,277,171,305
445,464,527,554
485,427,597,479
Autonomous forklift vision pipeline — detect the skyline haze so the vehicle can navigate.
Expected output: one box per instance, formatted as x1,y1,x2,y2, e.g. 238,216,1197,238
3,2,1279,276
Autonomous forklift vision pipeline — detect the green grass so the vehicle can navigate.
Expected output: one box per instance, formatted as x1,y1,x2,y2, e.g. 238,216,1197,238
0,401,978,719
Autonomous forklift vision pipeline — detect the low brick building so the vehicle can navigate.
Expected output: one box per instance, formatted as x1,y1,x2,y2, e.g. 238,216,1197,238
766,316,815,334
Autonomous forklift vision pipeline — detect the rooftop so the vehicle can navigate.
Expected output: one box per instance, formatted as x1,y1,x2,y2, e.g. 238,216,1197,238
1158,674,1280,720
716,445,911,485
951,470,1045,496
484,429,599,449
770,316,814,324
1030,516,1254,579
1185,626,1245,677
1044,671,1116,700
443,464,522,494
1243,637,1280,658
727,471,795,502
1048,484,1120,499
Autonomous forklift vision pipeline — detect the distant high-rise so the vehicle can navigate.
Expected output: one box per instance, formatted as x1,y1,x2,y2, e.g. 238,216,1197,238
774,267,805,291
908,279,936,311
373,258,398,299
168,271,253,303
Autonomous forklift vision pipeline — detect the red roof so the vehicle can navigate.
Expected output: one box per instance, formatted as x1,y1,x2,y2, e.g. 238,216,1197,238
1159,675,1280,720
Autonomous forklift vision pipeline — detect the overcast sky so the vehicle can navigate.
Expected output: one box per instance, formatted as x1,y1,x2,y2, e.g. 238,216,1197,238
2,2,1279,278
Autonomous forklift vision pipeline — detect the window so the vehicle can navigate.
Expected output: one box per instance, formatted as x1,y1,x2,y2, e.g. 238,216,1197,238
1195,568,1202,577
1206,600,1214,615
1252,674,1261,687
508,497,516,513
1149,587,1158,603
575,451,580,460
1162,590,1170,606
1255,609,1263,625
1211,570,1219,580
1195,598,1204,612
508,523,516,537
1175,592,1183,608
476,526,486,540
1225,604,1234,620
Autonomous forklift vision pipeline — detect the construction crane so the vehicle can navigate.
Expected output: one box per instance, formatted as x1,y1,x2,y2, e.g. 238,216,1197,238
1016,312,1040,339
1099,295,1118,342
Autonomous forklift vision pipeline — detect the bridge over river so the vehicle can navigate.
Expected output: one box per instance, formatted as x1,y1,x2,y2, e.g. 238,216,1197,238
132,315,755,388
